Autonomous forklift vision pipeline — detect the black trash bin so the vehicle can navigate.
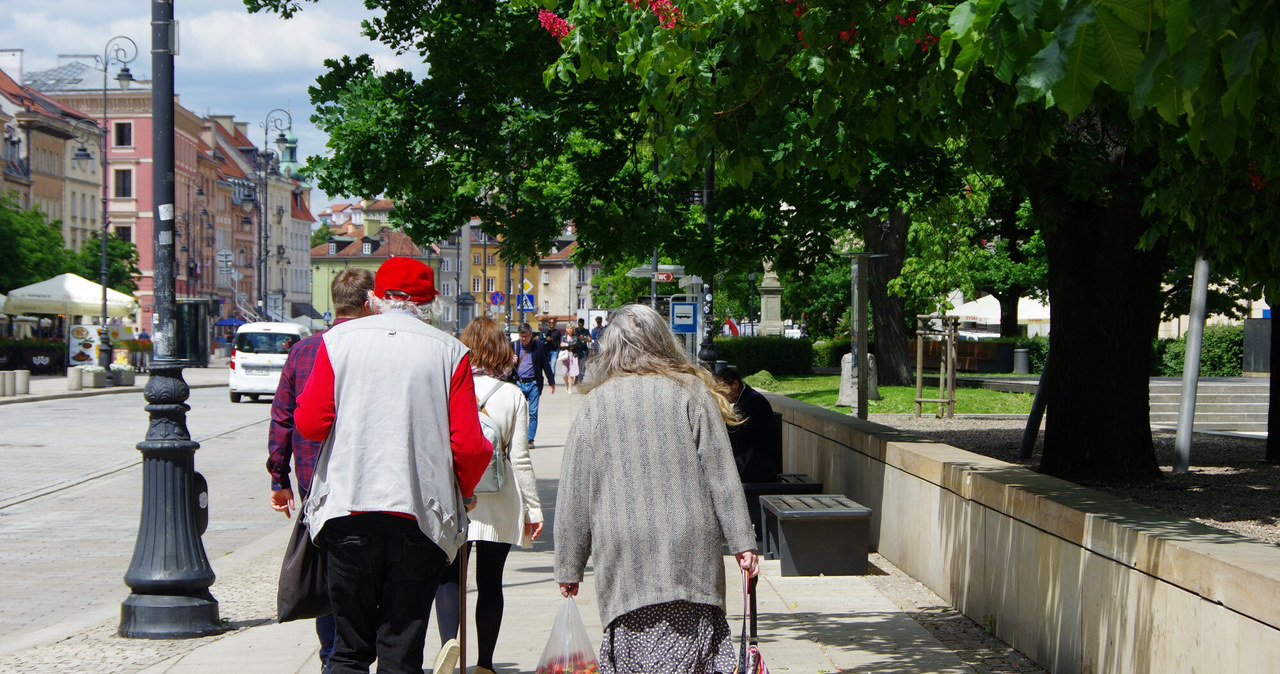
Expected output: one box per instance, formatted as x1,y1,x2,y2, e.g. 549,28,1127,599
175,299,211,367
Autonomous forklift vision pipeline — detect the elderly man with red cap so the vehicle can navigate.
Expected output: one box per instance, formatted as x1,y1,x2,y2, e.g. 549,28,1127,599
296,256,492,674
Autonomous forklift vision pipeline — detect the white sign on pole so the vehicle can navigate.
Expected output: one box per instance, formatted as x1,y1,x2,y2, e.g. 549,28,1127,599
671,302,697,334
521,278,534,294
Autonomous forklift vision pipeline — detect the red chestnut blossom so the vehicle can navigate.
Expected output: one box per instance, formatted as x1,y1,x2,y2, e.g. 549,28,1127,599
1248,162,1268,190
838,21,858,43
896,10,917,25
915,32,938,51
647,0,683,29
538,9,573,41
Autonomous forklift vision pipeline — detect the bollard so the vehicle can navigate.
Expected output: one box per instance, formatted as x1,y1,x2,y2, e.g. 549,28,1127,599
68,366,84,391
14,370,29,395
0,371,13,397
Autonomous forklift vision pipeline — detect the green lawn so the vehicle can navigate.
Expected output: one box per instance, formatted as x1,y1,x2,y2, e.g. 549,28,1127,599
745,374,1035,415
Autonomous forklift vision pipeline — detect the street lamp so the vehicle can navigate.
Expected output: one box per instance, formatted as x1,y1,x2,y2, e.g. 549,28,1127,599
94,35,136,378
255,109,290,319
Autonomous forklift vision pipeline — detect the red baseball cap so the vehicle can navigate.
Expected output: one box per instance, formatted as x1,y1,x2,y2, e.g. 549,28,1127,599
375,257,437,303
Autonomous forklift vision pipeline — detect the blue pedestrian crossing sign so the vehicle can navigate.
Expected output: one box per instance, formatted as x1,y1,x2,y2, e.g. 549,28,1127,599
490,291,506,305
516,294,536,312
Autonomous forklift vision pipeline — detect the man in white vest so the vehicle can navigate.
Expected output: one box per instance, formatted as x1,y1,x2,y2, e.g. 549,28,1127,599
296,256,492,674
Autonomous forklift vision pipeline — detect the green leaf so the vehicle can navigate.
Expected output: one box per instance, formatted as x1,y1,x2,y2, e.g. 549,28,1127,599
949,1,979,36
1052,22,1102,115
1221,22,1264,88
1007,0,1043,28
1132,39,1173,115
1101,0,1150,33
1163,0,1193,51
1167,30,1209,90
1190,0,1230,39
1023,40,1067,100
1094,5,1144,91
1200,97,1237,159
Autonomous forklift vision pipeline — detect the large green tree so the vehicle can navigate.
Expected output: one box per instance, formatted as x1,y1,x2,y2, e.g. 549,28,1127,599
70,232,142,294
249,0,1278,482
0,198,73,294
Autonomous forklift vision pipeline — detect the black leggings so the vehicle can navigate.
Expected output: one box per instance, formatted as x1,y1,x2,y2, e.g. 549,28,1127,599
433,540,512,670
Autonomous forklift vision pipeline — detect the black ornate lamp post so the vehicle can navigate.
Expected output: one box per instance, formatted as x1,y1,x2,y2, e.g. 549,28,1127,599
119,3,221,638
93,35,136,380
697,160,718,369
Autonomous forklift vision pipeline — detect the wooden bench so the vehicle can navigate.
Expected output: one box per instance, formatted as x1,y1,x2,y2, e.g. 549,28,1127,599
761,494,873,576
743,473,823,552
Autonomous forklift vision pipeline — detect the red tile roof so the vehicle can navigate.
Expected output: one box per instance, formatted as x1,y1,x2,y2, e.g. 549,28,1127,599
544,241,576,260
291,193,316,223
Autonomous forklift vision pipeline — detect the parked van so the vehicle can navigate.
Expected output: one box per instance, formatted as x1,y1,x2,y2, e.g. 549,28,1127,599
228,322,311,403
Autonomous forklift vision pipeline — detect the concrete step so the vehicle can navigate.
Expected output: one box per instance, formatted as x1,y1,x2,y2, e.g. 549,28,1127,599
1148,392,1270,404
1151,421,1270,432
1150,411,1269,424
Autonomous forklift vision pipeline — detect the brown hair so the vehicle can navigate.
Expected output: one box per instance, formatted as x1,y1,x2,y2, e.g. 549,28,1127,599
331,268,375,315
460,316,514,375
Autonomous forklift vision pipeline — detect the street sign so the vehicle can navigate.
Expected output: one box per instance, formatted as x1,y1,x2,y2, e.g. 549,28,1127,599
216,249,233,267
521,278,534,294
517,293,536,311
490,290,506,305
653,271,674,282
323,312,332,322
671,302,697,334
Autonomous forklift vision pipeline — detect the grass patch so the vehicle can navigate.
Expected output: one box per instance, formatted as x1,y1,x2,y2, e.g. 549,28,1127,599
752,375,1035,415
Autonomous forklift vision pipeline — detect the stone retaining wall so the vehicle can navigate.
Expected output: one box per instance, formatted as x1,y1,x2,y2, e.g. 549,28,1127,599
767,392,1280,673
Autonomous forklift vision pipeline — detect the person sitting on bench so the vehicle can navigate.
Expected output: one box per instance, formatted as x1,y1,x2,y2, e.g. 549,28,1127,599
716,367,781,483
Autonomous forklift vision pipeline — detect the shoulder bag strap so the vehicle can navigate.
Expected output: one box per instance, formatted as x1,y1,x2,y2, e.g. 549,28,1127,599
477,380,505,409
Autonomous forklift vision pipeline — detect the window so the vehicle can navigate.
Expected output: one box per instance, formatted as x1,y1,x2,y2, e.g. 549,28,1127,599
113,169,132,198
485,277,495,293
578,268,589,283
114,122,133,147
487,254,496,266
472,276,482,293
361,242,371,255
328,243,336,255
473,253,481,265
541,270,550,284
115,226,132,243
542,300,550,313
441,258,452,273
441,281,453,297
577,297,586,310
71,193,77,218
443,305,453,323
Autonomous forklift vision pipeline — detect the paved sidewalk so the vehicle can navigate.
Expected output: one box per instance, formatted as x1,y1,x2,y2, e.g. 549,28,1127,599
1,376,990,673
0,357,232,406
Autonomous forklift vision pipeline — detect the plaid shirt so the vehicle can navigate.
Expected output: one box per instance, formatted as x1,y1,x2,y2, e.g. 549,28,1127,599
266,317,354,494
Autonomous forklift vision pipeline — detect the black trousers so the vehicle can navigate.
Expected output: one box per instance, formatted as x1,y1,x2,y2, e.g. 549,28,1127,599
323,513,448,674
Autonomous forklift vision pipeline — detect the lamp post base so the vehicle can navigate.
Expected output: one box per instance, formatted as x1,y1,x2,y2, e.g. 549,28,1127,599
119,591,222,639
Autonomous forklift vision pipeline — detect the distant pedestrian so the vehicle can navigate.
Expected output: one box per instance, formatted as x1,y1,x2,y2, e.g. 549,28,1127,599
430,316,544,674
544,322,563,368
295,257,491,674
555,303,758,673
510,323,555,447
561,332,580,393
266,267,374,672
590,315,605,351
572,318,591,384
715,366,781,483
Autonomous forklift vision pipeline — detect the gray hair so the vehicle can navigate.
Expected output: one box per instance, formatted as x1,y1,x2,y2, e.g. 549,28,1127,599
580,303,738,424
367,292,440,322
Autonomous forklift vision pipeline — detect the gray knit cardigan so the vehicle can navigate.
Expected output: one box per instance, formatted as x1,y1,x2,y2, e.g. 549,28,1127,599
554,372,757,628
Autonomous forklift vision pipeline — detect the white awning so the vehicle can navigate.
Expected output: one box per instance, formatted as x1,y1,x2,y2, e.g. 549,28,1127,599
4,273,138,318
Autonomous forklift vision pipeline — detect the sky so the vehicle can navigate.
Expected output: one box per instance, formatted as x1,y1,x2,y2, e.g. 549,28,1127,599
1,0,422,210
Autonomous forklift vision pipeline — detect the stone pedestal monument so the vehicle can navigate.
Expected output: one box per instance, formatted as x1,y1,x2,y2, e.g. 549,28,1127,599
837,352,881,408
758,264,785,336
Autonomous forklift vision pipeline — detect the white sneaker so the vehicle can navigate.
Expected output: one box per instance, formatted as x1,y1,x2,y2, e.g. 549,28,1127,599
431,638,459,674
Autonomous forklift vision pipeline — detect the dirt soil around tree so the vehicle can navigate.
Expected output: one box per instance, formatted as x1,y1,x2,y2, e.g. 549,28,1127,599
869,414,1280,546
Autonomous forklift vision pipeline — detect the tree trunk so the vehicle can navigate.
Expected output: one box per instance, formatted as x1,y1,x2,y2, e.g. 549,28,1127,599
1268,316,1278,462
1031,189,1166,484
864,210,912,386
996,292,1020,337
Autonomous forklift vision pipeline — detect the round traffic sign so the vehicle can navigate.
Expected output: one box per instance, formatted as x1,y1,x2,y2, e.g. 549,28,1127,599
490,291,506,305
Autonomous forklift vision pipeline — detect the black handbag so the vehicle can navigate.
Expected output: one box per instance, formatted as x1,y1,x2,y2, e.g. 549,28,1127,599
277,512,330,622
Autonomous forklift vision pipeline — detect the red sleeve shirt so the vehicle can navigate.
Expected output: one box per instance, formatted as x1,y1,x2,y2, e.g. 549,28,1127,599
296,342,492,498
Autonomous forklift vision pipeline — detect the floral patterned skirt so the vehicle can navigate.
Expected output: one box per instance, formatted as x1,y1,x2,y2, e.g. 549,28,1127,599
598,600,736,674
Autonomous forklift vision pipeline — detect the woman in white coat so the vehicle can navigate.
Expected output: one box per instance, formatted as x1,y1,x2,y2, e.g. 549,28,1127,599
431,316,544,674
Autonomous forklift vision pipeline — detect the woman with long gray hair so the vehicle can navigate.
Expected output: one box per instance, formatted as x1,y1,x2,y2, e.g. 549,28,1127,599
554,303,759,673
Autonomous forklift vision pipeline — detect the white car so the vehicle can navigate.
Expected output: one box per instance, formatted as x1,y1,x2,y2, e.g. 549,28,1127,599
228,322,311,403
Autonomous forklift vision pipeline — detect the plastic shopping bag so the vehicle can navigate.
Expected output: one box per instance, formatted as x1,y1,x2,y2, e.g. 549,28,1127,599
535,596,600,674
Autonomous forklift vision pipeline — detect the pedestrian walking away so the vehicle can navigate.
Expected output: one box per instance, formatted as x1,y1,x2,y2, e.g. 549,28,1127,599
266,267,374,672
555,303,759,674
429,316,545,674
544,322,563,372
572,318,591,384
510,323,555,446
295,257,492,674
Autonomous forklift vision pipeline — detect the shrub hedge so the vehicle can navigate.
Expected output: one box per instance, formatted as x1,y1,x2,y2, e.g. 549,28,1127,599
1152,324,1244,377
1014,335,1050,374
714,336,814,377
811,339,852,368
